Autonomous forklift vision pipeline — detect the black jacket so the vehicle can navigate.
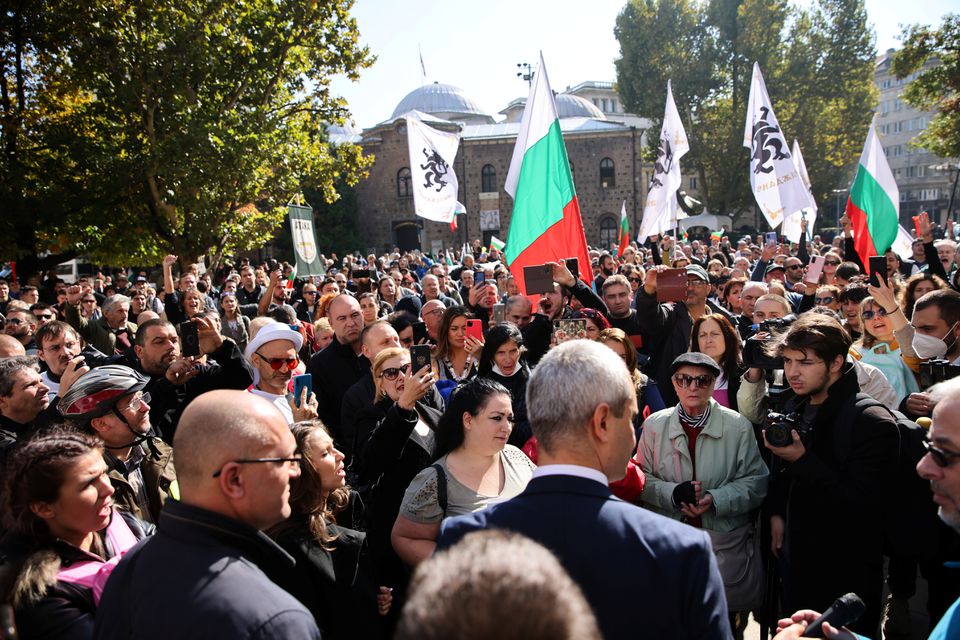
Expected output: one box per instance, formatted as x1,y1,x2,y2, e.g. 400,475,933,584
0,511,152,640
307,338,370,441
478,366,532,449
94,500,320,640
271,508,384,640
125,339,254,443
768,363,899,633
634,287,735,406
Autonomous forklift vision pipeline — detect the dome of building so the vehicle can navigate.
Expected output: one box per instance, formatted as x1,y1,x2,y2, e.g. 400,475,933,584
555,94,606,120
391,82,494,124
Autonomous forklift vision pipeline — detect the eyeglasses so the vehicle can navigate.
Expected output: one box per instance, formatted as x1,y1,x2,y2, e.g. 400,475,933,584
923,440,960,468
254,352,299,370
82,299,97,304
786,265,803,270
672,373,715,389
629,277,642,283
4,318,25,325
36,313,55,320
861,308,889,321
815,296,834,305
824,260,840,266
380,363,412,380
212,456,302,478
123,392,151,413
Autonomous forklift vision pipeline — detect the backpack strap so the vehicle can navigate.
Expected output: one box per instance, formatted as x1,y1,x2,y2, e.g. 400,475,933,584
431,463,448,517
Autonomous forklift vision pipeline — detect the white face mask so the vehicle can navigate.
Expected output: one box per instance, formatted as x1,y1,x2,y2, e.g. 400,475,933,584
912,322,959,360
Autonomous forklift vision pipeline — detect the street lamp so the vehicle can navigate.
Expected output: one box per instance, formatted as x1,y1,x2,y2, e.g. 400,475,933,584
516,62,533,86
831,188,848,229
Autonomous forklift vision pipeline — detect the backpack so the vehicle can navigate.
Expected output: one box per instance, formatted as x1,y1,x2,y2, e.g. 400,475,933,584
835,393,939,561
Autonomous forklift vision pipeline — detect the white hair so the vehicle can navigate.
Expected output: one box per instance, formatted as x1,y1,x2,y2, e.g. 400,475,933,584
526,340,633,453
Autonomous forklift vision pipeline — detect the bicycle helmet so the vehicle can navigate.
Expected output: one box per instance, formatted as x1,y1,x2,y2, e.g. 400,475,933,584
58,365,149,423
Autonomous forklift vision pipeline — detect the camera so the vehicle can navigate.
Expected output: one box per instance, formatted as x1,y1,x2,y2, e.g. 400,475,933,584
764,411,804,448
919,359,960,388
742,315,797,370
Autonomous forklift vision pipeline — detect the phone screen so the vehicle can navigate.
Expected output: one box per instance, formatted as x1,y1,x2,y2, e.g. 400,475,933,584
179,321,200,357
869,255,888,287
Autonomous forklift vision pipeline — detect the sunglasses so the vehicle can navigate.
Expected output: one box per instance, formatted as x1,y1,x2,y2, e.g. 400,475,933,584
629,277,642,283
4,318,25,325
672,373,715,389
380,363,412,380
36,313,55,320
815,296,835,305
212,456,302,478
786,265,803,270
923,440,960,468
861,308,889,321
824,261,840,266
254,352,299,370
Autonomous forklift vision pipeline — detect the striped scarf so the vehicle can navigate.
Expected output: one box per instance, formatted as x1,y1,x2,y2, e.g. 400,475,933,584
677,403,711,430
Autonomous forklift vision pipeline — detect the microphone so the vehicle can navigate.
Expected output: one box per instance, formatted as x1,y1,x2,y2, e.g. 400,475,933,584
801,593,864,638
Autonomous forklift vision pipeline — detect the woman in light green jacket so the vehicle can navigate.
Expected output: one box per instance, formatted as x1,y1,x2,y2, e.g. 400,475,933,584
637,352,768,638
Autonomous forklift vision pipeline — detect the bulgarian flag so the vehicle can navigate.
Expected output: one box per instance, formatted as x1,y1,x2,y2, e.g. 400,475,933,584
845,118,899,270
489,235,506,253
504,53,592,292
285,263,297,291
616,201,629,257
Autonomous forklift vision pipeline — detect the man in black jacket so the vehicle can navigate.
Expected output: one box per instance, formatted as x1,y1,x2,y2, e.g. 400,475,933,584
0,356,51,460
126,318,254,443
758,314,898,635
636,264,736,406
308,294,368,442
94,391,320,639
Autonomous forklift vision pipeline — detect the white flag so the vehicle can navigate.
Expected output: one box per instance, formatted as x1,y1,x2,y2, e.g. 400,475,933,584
743,63,814,229
891,225,916,261
638,80,689,240
406,114,465,224
781,139,819,244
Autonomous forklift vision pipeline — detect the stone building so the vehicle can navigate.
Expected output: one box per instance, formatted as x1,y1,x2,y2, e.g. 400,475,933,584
349,82,665,254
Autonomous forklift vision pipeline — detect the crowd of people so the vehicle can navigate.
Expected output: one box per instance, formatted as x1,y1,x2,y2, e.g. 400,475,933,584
0,210,958,639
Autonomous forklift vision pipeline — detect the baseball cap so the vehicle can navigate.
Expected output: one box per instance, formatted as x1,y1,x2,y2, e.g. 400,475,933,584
685,264,709,283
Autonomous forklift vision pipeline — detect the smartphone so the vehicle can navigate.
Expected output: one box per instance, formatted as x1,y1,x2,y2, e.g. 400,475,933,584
552,319,587,344
565,257,580,280
292,374,312,408
178,321,201,357
913,215,922,238
353,268,370,279
523,264,555,295
267,258,279,272
656,268,688,303
409,345,432,373
869,255,888,287
412,321,429,344
804,256,825,285
492,303,505,324
475,270,486,284
466,319,483,341
764,232,778,247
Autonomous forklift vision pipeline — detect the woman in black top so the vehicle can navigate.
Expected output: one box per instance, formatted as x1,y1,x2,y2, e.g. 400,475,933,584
477,323,532,449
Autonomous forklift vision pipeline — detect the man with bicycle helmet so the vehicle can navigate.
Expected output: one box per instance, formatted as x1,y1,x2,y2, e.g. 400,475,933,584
59,365,175,523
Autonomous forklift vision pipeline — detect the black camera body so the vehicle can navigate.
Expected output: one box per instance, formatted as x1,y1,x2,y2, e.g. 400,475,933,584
742,315,797,370
919,358,960,389
764,411,805,448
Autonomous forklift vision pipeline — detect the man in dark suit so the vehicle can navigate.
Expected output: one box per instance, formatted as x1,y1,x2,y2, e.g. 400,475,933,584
437,340,730,640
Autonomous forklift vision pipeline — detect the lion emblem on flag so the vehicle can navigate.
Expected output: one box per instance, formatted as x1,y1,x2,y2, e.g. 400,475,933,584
421,149,450,192
751,106,790,174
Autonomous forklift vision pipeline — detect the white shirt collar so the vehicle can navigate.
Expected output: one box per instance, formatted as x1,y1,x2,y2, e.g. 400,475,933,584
532,464,609,486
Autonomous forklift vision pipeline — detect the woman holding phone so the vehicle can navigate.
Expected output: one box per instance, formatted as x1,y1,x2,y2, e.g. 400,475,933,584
433,306,482,384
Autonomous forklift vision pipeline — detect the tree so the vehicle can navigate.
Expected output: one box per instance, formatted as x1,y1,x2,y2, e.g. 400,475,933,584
1,0,373,275
893,14,960,159
615,0,876,224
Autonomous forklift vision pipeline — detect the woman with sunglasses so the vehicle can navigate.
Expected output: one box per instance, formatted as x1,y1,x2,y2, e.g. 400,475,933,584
391,377,535,567
813,285,842,313
0,428,153,639
821,251,843,285
637,353,768,638
268,421,392,639
354,347,441,605
849,296,920,407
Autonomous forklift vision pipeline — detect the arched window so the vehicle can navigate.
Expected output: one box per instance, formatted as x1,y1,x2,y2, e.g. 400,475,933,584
599,215,618,249
600,158,615,188
397,167,412,198
481,164,497,192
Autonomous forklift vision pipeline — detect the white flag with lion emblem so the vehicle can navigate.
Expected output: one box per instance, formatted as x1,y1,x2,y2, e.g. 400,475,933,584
743,63,814,230
406,114,465,225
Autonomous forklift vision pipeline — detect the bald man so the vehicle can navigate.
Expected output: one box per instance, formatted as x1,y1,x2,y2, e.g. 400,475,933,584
0,334,26,358
95,391,320,640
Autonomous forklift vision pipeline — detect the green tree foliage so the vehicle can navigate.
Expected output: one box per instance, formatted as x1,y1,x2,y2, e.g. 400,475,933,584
893,14,960,159
615,0,876,222
1,0,373,273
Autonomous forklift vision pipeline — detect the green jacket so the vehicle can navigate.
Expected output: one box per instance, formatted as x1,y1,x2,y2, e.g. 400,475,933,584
64,302,137,356
638,400,768,533
105,438,176,524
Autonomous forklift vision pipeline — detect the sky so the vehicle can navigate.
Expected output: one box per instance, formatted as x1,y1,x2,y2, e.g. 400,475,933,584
330,0,955,129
